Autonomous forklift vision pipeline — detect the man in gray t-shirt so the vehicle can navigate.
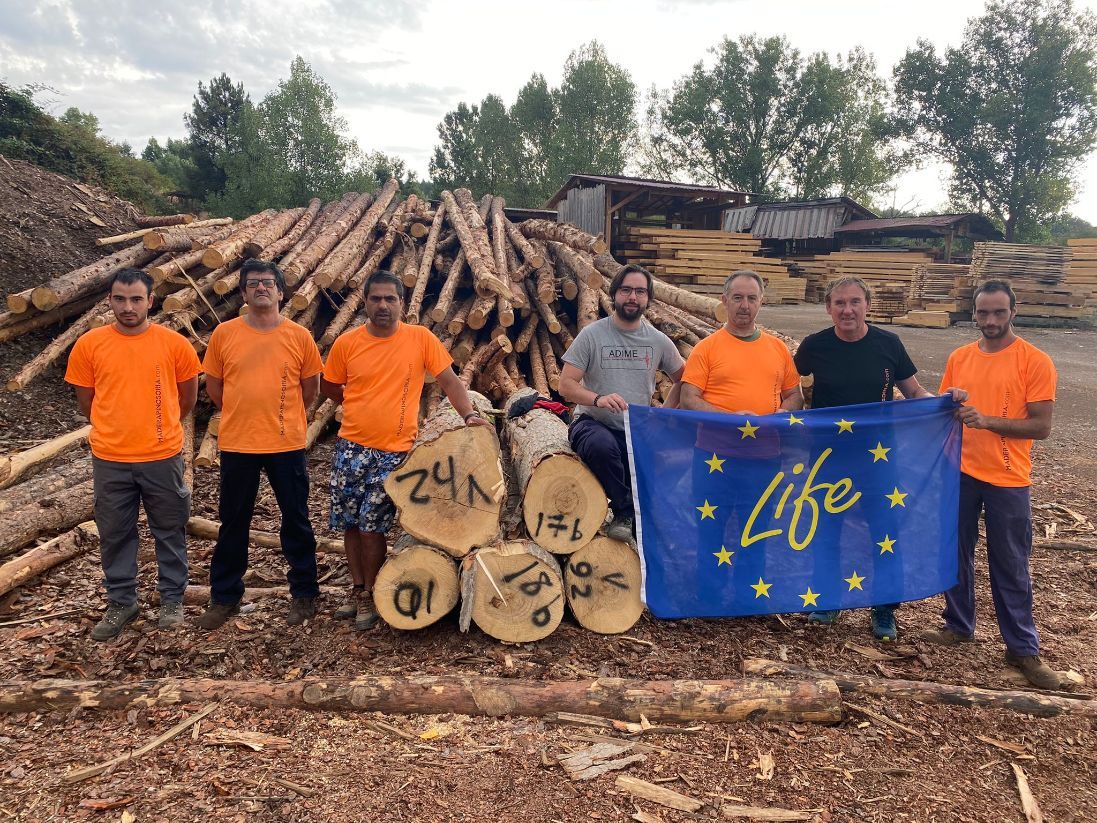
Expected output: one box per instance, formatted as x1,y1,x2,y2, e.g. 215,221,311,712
560,264,684,541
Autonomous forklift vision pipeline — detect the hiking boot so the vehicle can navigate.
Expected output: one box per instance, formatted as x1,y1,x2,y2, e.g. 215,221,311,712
920,626,974,645
355,589,379,631
808,609,839,626
91,602,140,641
870,607,897,642
606,514,634,542
158,601,184,630
196,602,240,631
1005,651,1061,690
287,597,317,626
334,587,364,620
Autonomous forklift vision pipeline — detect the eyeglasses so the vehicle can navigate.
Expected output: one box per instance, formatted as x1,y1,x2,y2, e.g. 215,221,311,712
245,278,278,289
617,287,649,298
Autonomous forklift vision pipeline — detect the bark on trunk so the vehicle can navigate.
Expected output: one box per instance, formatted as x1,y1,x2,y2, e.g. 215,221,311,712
0,479,94,557
0,295,105,345
0,457,91,514
200,209,278,269
258,198,322,261
282,192,375,287
313,181,399,289
6,304,105,392
136,214,195,229
519,219,607,254
461,540,565,642
26,244,159,312
0,522,98,597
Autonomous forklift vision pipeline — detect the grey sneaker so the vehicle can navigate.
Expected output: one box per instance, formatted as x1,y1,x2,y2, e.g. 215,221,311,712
287,597,317,626
1005,651,1061,690
920,626,974,645
196,601,240,631
334,588,363,620
606,515,634,542
158,601,184,629
91,602,140,641
355,589,379,631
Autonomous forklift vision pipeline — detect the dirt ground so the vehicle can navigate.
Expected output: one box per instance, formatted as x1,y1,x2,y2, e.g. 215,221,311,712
1,299,1096,817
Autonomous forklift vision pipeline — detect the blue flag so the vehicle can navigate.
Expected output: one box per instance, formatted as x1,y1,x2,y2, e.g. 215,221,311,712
625,397,961,619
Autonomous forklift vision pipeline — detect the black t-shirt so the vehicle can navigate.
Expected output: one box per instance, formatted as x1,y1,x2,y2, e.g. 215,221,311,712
794,325,917,409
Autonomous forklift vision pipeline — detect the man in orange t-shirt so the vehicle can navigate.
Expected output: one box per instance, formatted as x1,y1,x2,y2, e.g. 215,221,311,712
321,271,490,629
65,268,201,640
925,281,1060,690
196,259,324,631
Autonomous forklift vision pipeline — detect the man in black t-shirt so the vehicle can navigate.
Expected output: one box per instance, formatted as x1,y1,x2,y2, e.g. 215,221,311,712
794,276,935,641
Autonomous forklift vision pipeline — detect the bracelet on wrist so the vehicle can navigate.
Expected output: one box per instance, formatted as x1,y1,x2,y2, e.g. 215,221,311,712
592,394,603,408
463,411,479,422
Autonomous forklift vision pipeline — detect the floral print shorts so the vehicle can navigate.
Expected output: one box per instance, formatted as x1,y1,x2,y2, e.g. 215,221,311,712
328,438,406,533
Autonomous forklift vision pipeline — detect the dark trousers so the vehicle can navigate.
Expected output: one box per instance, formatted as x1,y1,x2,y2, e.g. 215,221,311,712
569,416,631,517
92,453,190,607
210,450,318,605
943,473,1039,655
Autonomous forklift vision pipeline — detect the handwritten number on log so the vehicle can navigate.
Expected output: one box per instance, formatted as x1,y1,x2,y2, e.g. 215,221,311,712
394,459,491,508
534,512,582,540
568,561,593,599
502,562,538,584
519,571,553,597
531,594,561,627
466,474,492,507
601,572,629,591
394,468,430,504
432,456,457,501
393,580,437,620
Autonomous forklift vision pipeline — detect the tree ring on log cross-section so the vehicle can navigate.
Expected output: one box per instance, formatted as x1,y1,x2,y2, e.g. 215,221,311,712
469,542,564,642
523,454,607,554
564,536,644,634
374,543,459,630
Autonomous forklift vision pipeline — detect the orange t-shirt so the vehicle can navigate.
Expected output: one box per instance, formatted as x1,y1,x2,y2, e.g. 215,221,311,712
323,322,453,452
65,324,201,462
202,317,323,453
682,328,799,414
940,337,1057,487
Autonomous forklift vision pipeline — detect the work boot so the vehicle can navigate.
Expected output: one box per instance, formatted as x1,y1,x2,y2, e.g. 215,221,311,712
91,602,140,641
158,601,184,630
870,607,897,642
355,589,379,631
606,514,634,542
808,610,839,626
920,626,974,645
196,602,240,631
334,587,364,620
287,597,317,626
1005,651,1061,690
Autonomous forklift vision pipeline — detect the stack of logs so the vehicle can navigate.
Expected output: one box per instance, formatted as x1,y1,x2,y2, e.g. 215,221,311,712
0,185,735,640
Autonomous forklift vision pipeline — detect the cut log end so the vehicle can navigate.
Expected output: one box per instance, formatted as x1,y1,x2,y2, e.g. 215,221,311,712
201,249,227,270
30,288,60,312
468,542,564,642
374,543,460,630
524,454,607,554
563,537,644,634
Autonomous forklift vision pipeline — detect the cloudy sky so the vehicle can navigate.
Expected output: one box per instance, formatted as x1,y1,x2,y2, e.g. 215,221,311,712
3,0,1097,220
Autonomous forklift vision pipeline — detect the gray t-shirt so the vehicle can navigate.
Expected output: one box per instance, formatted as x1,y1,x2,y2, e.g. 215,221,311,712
562,316,684,430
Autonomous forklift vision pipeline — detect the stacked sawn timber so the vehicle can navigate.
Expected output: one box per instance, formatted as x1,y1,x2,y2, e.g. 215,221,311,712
617,227,805,303
0,188,734,642
894,263,974,328
970,241,1087,320
788,249,934,322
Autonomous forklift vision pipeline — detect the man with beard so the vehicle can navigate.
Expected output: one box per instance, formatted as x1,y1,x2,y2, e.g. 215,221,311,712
560,264,684,541
321,271,490,630
196,259,324,631
65,268,201,640
923,281,1060,689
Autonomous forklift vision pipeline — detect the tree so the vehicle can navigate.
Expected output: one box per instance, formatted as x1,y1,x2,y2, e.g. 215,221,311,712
429,96,523,202
58,107,99,135
184,73,250,200
643,36,901,201
894,0,1097,241
142,137,199,195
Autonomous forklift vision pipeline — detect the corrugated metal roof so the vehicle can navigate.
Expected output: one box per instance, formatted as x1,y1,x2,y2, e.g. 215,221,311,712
546,174,747,207
723,198,875,240
723,204,758,233
836,215,979,232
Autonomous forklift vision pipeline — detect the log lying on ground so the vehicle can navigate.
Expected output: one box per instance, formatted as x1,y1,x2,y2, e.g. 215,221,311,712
169,584,344,606
520,219,608,254
503,388,607,554
17,243,158,313
0,479,94,558
563,536,644,634
592,251,728,324
0,456,91,514
243,207,305,257
0,522,98,597
258,198,322,261
0,425,91,489
186,516,345,554
383,393,503,557
201,208,278,269
0,294,105,345
374,539,460,630
136,214,195,228
283,191,374,287
0,674,843,723
741,659,1097,718
461,540,565,642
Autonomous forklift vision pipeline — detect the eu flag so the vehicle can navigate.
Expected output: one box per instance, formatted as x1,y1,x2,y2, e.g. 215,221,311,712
625,397,961,618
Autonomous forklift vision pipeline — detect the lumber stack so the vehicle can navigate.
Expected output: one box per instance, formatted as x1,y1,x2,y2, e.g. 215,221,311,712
617,227,804,303
788,249,934,321
970,241,1089,320
894,263,974,328
0,188,742,642
1064,238,1097,319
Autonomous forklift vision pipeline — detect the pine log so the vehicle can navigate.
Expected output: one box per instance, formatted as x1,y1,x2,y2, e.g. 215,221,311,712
4,288,34,316
462,540,565,642
487,363,519,400
383,393,503,557
411,199,446,289
496,294,515,328
563,537,643,634
576,277,600,330
504,217,545,270
520,219,607,254
374,541,460,630
0,294,106,345
136,214,195,228
242,207,305,257
277,196,350,272
283,192,375,287
0,675,844,724
536,325,562,391
0,457,92,514
0,479,94,558
557,266,579,301
467,293,495,330
195,427,218,468
446,295,476,335
314,181,399,289
305,398,339,449
144,223,236,253
526,333,551,397
161,262,239,313
7,304,104,392
488,196,511,280
513,311,540,353
186,516,344,554
101,220,227,247
527,282,562,334
345,193,414,292
0,425,91,490
318,290,364,351
592,252,726,324
169,584,342,605
429,251,468,323
451,328,477,365
26,243,159,312
201,208,278,269
550,241,602,287
742,659,1096,717
439,191,510,302
0,522,99,597
504,388,606,553
290,276,321,311
258,198,322,261
146,214,264,282
459,339,504,387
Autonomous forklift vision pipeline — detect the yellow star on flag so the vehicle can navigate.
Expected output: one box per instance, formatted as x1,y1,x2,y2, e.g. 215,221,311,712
877,535,896,554
788,414,804,426
869,442,891,462
704,453,725,473
844,570,865,591
835,419,854,433
696,500,717,520
886,487,908,508
751,577,772,598
799,587,820,607
738,420,759,439
713,545,734,566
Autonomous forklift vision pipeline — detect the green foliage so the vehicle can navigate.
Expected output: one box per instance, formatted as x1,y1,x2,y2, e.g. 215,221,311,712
894,0,1097,241
184,73,250,201
0,81,173,212
430,41,637,207
142,136,199,194
642,36,901,201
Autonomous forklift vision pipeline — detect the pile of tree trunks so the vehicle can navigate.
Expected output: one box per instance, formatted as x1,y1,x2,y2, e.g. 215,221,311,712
0,184,740,641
